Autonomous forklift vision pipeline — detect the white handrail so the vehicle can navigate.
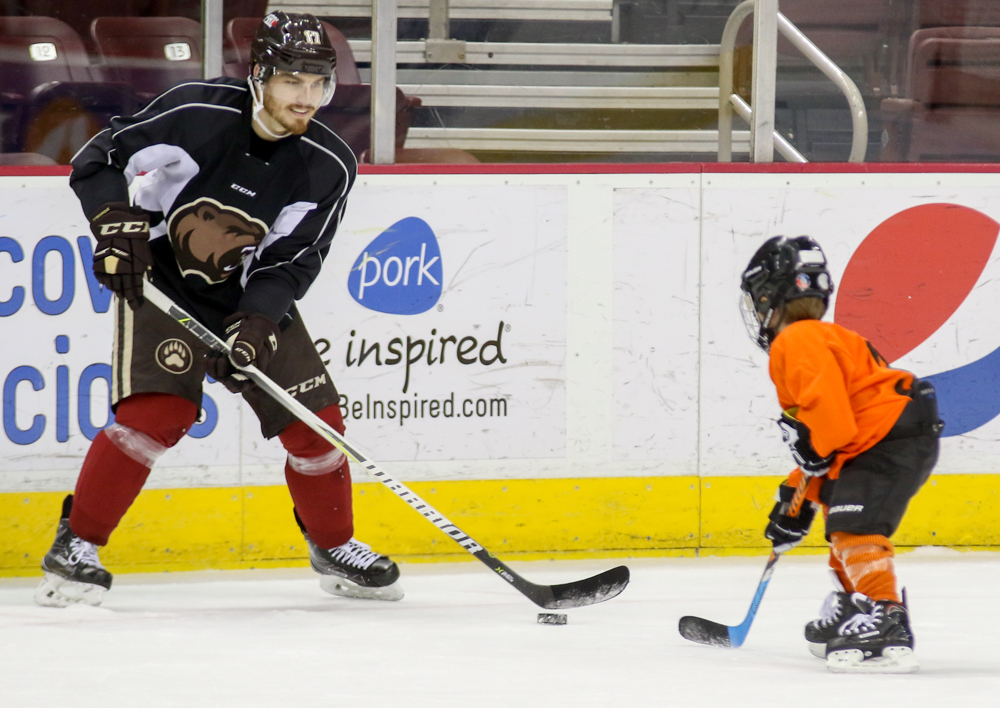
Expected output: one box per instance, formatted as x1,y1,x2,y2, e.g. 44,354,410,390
718,0,868,162
729,94,806,162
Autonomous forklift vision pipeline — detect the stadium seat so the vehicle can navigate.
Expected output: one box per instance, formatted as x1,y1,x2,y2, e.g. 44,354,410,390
0,16,137,159
16,81,138,164
917,0,1000,30
0,16,93,99
90,16,204,101
0,152,59,165
20,0,268,53
319,84,420,159
777,0,893,65
881,27,1000,161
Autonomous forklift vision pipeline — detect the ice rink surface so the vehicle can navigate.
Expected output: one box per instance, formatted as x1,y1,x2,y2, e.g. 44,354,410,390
1,550,998,707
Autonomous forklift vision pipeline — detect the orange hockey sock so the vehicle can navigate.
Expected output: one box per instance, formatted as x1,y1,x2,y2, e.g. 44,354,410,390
831,532,899,603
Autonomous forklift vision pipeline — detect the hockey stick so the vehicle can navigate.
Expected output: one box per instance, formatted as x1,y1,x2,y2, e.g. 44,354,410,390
678,475,811,647
142,281,629,609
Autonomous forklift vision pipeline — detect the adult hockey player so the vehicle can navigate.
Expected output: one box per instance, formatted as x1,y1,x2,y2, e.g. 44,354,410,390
36,12,403,607
740,236,941,673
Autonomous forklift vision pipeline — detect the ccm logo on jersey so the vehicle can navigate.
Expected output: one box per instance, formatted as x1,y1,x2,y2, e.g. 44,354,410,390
286,374,327,396
98,220,149,236
230,183,257,198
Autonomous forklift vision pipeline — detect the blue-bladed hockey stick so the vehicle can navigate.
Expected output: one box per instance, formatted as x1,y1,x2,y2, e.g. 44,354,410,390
678,475,810,647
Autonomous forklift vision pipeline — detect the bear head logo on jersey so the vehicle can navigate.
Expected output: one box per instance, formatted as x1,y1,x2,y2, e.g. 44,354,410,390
167,198,269,285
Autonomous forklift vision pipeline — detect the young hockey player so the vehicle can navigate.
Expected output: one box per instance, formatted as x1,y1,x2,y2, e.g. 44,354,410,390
740,235,942,673
36,12,403,607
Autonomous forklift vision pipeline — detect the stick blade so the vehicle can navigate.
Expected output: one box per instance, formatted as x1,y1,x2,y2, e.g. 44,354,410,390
678,615,734,648
542,565,630,609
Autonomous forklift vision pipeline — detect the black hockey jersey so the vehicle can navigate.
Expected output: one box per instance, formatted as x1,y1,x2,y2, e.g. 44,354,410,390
70,77,357,331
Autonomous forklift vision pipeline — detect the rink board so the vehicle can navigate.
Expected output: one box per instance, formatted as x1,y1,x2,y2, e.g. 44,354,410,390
3,166,1000,574
0,472,995,575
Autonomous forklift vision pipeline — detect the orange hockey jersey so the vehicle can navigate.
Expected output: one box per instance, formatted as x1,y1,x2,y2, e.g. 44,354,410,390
768,320,913,489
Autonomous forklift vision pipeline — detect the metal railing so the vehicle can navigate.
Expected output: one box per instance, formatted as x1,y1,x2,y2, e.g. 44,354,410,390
198,0,867,163
718,0,868,163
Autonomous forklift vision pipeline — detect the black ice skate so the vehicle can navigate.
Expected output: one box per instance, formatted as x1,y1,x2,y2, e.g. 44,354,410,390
805,591,865,658
295,509,403,601
35,495,113,608
825,593,918,673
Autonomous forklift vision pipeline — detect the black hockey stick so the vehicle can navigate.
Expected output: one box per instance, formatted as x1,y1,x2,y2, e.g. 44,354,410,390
142,281,629,609
678,475,810,647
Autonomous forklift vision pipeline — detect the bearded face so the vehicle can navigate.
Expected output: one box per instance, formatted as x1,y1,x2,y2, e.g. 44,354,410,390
168,199,268,284
261,71,328,135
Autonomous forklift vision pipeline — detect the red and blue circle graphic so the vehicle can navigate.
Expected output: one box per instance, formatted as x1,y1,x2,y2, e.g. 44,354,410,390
834,203,1000,437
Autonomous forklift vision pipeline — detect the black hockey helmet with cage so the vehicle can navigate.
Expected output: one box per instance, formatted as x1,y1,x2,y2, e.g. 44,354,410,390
740,235,834,352
250,12,337,82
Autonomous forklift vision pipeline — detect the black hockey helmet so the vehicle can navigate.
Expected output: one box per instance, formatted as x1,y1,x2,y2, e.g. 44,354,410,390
250,12,337,104
739,235,834,351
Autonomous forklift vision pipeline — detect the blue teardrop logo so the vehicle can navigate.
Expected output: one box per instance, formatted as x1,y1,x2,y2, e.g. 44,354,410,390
348,217,443,315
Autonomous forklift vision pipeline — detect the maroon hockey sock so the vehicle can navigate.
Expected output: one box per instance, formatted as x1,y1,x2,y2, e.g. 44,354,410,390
70,429,152,546
285,460,355,549
279,406,354,549
69,393,198,546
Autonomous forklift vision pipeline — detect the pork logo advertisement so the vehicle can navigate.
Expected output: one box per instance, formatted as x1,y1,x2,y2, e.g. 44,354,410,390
347,217,443,315
300,184,569,464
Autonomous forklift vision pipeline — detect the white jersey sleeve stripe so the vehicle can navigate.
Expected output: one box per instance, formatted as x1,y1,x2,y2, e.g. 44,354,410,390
113,103,242,141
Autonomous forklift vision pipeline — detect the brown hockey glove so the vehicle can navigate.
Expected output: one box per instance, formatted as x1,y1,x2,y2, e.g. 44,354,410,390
90,202,152,310
205,312,280,393
777,409,836,476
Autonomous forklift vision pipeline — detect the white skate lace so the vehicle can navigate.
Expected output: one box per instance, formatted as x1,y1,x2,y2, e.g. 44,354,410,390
327,539,381,570
815,591,843,628
67,536,105,570
838,602,884,636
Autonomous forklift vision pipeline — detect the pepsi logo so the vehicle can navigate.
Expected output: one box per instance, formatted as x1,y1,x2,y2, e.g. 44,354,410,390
835,203,1000,436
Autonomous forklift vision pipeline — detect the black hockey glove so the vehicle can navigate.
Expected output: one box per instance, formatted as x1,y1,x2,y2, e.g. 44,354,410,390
764,482,818,554
777,410,836,476
90,202,151,310
205,312,280,393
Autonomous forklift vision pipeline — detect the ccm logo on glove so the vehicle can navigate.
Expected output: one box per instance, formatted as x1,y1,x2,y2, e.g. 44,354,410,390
90,202,152,310
96,220,150,236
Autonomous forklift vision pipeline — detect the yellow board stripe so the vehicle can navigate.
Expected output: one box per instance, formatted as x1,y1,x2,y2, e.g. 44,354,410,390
1,474,996,577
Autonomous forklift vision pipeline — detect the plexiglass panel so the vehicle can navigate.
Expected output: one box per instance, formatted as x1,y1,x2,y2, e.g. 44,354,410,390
2,1,999,164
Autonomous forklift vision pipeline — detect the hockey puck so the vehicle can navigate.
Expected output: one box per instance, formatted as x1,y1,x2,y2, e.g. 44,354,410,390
537,612,567,625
